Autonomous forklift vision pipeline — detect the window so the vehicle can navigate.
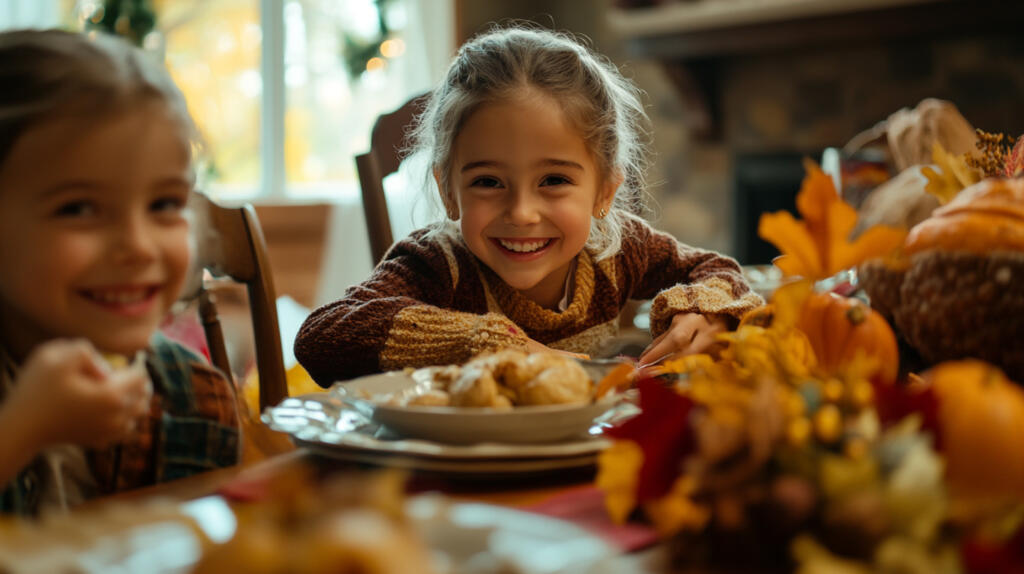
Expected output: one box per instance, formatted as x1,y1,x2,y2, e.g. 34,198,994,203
57,0,453,203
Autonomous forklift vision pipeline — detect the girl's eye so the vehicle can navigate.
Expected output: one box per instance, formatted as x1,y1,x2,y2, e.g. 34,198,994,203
150,196,187,215
470,176,503,189
53,200,97,218
540,175,572,187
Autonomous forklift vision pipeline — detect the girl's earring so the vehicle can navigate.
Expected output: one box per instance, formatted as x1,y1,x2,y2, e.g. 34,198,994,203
597,207,608,219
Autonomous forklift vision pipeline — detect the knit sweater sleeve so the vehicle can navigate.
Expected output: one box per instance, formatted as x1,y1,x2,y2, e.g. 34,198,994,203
620,218,764,337
294,230,528,386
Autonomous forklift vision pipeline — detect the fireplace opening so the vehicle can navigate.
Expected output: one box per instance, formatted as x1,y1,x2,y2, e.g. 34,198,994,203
732,152,814,265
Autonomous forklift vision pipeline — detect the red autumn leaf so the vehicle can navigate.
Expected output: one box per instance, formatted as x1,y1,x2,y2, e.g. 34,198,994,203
871,378,943,449
604,378,695,501
961,523,1024,574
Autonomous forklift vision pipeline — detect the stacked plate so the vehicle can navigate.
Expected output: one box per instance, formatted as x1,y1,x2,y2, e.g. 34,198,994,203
263,371,639,476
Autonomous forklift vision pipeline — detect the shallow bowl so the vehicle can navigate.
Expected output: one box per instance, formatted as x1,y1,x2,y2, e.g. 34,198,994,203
332,371,621,445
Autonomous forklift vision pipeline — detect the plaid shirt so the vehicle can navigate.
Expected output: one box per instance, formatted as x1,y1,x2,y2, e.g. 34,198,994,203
1,334,240,516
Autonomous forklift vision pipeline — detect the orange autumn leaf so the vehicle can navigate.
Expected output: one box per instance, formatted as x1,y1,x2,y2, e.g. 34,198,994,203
641,475,711,536
595,362,636,398
759,211,820,277
758,160,907,280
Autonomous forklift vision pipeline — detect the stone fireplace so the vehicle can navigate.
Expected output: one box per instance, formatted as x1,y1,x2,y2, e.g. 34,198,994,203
611,0,1024,263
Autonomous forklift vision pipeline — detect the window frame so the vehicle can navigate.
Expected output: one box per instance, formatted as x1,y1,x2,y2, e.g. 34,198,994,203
259,0,286,201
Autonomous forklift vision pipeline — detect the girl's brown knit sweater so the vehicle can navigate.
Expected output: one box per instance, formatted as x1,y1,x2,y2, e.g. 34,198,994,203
295,218,763,386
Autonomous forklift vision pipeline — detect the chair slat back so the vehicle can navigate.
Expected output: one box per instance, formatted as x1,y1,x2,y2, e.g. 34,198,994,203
355,94,429,264
193,193,288,412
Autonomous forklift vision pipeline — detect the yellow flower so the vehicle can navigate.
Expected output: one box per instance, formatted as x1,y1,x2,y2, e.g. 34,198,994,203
718,325,815,383
792,535,873,574
657,353,715,376
641,475,711,536
596,440,644,524
243,363,323,418
819,453,879,500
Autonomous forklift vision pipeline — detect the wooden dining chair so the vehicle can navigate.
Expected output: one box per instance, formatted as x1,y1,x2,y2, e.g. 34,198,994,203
355,93,430,264
189,192,288,412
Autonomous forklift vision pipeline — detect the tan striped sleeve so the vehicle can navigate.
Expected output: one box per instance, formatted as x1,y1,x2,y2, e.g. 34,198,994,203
649,277,764,337
379,306,529,370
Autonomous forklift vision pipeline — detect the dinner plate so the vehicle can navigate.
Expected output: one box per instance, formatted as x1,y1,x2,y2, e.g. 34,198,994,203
0,496,620,574
408,495,621,574
181,497,624,573
332,370,624,445
264,392,639,461
297,445,602,476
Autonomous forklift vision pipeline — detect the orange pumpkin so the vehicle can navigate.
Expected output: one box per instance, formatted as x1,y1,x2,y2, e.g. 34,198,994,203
904,177,1024,255
796,293,899,383
928,360,1024,499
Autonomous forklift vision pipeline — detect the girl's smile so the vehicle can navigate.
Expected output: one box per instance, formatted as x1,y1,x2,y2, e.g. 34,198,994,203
491,237,557,260
77,284,163,318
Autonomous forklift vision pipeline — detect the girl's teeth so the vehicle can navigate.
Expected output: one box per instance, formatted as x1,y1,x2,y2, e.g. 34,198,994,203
90,290,149,304
499,239,549,253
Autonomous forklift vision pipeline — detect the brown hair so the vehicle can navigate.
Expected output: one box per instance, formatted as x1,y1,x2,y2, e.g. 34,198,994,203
0,29,197,168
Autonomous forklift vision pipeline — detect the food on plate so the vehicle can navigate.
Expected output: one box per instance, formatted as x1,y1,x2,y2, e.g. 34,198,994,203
449,365,510,408
193,470,438,574
385,350,595,408
517,358,592,406
100,352,130,370
404,389,451,407
0,499,210,573
97,350,147,373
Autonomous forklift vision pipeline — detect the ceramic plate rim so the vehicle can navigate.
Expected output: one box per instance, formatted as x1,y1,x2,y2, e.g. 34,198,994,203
267,393,616,460
298,442,600,474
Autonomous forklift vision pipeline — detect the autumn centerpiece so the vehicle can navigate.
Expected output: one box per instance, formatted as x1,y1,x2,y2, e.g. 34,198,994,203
860,132,1024,381
595,161,1024,573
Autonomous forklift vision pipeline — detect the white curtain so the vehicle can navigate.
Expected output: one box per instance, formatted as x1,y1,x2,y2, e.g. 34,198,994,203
401,0,455,96
0,0,59,30
313,0,454,306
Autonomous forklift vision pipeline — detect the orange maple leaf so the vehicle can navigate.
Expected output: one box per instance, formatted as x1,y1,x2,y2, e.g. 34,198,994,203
758,159,906,280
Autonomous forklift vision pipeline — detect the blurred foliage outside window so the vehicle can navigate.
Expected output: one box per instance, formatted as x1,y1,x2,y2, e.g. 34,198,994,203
64,0,430,202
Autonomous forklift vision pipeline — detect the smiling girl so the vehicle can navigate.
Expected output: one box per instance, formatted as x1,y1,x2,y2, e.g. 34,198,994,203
296,26,763,384
0,30,239,515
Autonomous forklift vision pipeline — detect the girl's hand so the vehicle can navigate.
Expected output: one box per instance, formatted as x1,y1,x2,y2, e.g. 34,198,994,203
524,337,589,360
639,312,730,365
5,339,152,451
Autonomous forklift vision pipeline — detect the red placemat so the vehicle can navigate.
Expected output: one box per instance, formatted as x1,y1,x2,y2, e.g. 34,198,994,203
523,485,659,552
